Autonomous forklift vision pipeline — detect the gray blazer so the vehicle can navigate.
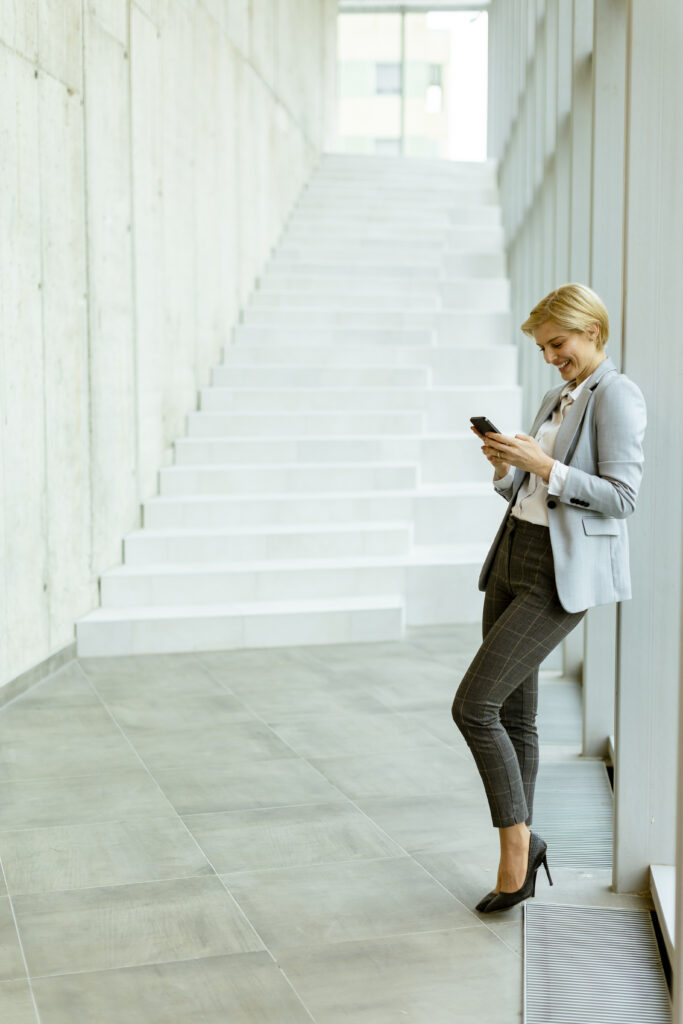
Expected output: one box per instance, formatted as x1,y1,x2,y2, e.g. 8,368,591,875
478,356,647,612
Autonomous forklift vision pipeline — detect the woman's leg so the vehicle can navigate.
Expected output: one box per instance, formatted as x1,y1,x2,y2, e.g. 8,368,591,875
500,668,539,827
452,521,585,831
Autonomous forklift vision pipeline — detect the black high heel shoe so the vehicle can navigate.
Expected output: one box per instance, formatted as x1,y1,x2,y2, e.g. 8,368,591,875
475,890,497,912
479,831,553,914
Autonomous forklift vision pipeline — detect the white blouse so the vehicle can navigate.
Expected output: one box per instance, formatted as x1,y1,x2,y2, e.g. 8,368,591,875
493,373,592,527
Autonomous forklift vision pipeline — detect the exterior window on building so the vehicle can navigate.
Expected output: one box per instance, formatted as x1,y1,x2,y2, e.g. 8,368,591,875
429,63,442,87
426,62,443,114
374,138,401,155
376,62,401,94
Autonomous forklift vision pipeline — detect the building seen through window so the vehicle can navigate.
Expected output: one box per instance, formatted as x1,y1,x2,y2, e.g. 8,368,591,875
337,11,487,160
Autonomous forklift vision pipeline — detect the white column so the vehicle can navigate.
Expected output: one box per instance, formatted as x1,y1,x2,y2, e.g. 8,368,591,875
568,0,593,281
561,0,593,679
582,0,628,757
613,0,683,893
676,492,683,1021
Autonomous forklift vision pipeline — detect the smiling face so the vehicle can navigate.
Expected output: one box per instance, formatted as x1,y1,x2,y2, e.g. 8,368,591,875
533,320,606,385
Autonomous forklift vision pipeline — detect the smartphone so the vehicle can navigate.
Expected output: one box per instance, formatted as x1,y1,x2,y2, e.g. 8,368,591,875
470,416,502,436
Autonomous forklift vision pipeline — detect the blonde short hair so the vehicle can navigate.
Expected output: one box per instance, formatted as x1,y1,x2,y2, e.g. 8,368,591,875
520,283,609,349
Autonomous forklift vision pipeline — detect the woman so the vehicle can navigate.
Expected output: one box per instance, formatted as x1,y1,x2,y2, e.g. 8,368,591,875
452,283,647,914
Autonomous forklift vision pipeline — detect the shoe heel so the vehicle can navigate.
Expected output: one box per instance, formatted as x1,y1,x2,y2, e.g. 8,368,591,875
542,854,553,887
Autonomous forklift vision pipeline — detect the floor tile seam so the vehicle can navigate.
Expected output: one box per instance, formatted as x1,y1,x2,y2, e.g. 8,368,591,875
266,921,501,960
218,851,415,883
155,662,309,965
196,645,491,952
0,811,191,839
6,868,230,902
71,661,277,956
180,797,368,823
393,709,475,756
24,947,280,985
0,856,42,1021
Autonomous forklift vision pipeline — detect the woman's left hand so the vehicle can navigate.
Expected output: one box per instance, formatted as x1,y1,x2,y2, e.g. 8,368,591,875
482,432,555,482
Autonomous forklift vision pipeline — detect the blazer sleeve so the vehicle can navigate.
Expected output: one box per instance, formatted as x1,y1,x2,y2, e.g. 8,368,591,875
558,376,647,518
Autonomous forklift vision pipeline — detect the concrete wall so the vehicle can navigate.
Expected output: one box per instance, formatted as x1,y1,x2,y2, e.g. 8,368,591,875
0,0,337,689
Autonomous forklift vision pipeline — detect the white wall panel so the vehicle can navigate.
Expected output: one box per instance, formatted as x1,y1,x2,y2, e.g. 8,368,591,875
0,0,337,689
84,14,138,571
38,71,93,645
2,53,49,678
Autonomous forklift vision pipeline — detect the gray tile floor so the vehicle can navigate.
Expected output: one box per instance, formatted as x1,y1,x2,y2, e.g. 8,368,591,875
0,625,652,1023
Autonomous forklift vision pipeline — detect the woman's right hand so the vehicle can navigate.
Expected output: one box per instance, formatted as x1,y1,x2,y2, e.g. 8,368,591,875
470,426,511,479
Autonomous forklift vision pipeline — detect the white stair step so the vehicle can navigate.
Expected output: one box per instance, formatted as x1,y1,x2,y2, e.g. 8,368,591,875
280,222,460,242
425,385,521,432
232,326,433,346
186,411,424,437
172,435,496,483
269,252,444,271
174,436,422,465
159,463,418,496
439,279,510,309
240,308,437,330
405,560,485,625
210,365,431,388
296,188,498,209
277,237,444,257
285,206,502,232
254,277,438,297
434,311,511,345
101,560,406,607
441,227,505,252
318,153,497,174
198,388,426,413
124,523,413,564
248,290,438,310
214,347,516,386
262,262,439,281
222,344,436,367
76,595,405,656
142,487,503,542
221,344,516,376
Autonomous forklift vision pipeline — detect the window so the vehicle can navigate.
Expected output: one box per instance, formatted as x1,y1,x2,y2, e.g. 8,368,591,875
376,63,401,94
429,63,442,87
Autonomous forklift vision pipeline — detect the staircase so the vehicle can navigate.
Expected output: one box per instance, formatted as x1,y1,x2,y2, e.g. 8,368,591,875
77,154,521,656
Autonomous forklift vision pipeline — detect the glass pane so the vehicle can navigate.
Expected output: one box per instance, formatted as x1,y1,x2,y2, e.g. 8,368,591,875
336,10,488,162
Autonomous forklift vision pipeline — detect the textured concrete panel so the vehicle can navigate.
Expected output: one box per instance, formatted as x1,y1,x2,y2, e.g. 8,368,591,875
83,16,138,569
159,2,199,446
193,7,226,390
38,71,94,647
130,5,165,496
224,0,249,57
38,0,81,92
0,54,49,677
250,0,277,91
88,0,127,45
1,0,37,60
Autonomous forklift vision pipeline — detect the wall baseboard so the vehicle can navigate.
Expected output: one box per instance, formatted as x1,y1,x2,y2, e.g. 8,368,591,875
0,642,78,710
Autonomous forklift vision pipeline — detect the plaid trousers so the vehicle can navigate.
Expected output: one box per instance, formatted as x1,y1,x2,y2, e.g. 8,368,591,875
452,515,586,828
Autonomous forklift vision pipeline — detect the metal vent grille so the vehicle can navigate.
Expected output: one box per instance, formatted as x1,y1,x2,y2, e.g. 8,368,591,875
533,761,613,868
524,903,672,1023
537,677,583,747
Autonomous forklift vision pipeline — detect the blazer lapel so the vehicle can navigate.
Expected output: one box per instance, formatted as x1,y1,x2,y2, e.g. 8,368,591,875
553,356,617,465
508,355,617,500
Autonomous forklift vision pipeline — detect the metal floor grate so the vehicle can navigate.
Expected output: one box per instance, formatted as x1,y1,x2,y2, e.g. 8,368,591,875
524,903,672,1023
533,761,613,869
537,677,583,747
